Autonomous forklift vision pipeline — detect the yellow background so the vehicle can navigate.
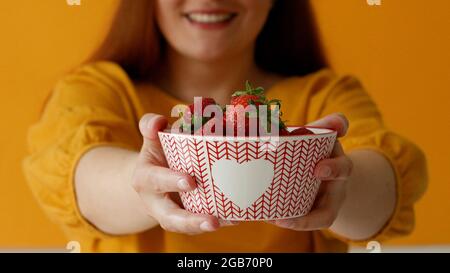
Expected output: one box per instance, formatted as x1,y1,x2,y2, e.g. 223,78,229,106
0,0,449,248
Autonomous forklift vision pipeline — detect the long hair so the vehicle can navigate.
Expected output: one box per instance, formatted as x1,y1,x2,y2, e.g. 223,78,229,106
90,0,325,80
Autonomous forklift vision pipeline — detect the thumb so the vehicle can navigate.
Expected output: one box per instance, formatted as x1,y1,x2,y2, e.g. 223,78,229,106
139,113,168,140
307,113,349,137
138,113,168,162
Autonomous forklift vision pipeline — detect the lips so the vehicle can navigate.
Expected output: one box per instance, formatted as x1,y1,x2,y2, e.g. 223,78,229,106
184,11,237,25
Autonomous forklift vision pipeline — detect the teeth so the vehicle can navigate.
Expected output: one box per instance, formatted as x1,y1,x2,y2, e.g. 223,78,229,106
187,13,234,24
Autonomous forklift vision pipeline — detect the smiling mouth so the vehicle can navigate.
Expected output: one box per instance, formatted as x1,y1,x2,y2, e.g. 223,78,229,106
184,12,237,25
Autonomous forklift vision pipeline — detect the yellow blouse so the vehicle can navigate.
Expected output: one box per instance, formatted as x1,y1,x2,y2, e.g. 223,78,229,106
23,62,427,253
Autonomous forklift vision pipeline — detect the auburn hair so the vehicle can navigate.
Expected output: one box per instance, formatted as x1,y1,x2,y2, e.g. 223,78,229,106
90,0,325,80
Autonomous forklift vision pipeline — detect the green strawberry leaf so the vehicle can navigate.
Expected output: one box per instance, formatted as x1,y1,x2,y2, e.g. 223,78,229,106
245,80,252,92
232,81,266,98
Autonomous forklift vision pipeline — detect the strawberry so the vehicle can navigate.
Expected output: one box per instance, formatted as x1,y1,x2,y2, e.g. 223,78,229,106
225,108,258,136
183,82,290,136
280,128,290,136
225,81,286,136
230,94,264,108
181,97,219,134
188,97,216,115
195,115,226,136
289,127,314,136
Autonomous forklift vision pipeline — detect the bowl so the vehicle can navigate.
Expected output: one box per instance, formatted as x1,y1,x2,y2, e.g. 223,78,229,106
158,127,337,220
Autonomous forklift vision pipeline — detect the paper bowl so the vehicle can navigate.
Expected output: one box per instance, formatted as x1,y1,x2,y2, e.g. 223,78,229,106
158,127,337,220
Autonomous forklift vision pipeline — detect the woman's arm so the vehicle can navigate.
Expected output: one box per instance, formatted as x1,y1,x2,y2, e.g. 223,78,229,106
270,114,397,241
330,149,396,240
77,142,396,239
75,114,223,235
75,146,157,235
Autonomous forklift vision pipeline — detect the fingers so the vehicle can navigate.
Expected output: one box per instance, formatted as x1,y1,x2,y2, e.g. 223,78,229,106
139,113,168,141
331,140,345,157
272,180,346,231
314,155,353,181
219,219,240,227
138,114,168,164
132,165,196,194
274,206,337,231
135,113,240,235
149,194,221,235
307,113,349,137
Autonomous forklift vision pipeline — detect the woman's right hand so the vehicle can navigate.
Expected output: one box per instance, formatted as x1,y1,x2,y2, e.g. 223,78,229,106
131,113,228,235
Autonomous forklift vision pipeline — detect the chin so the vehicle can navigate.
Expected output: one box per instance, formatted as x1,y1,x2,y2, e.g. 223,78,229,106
190,47,238,63
182,39,238,62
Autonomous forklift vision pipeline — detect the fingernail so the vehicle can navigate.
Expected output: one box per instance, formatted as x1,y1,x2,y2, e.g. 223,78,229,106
276,220,293,228
219,220,239,226
145,115,156,130
219,220,232,226
200,221,215,232
318,166,332,178
177,178,191,191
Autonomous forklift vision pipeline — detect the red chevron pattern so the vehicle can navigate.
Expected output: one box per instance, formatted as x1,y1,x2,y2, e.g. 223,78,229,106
159,132,336,220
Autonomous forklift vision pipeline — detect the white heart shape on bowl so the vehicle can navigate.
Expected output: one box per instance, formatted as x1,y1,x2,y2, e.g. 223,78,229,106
211,159,275,209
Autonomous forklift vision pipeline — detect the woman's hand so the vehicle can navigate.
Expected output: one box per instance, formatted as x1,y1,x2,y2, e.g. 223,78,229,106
269,113,353,231
132,113,231,235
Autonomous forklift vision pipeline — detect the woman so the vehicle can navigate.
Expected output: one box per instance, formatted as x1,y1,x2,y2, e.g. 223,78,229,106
24,0,427,252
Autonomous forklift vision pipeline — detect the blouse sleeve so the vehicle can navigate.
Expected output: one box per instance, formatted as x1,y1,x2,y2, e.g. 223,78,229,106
23,62,142,241
308,70,428,243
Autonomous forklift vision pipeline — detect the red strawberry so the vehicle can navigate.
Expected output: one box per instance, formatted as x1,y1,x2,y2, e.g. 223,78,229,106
195,115,226,136
290,127,314,136
187,82,288,136
182,97,219,134
228,95,264,135
225,82,266,136
230,94,264,108
280,128,290,136
188,97,216,115
225,107,259,136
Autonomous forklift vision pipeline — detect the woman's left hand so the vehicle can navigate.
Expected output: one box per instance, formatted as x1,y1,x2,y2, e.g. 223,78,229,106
269,113,354,231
